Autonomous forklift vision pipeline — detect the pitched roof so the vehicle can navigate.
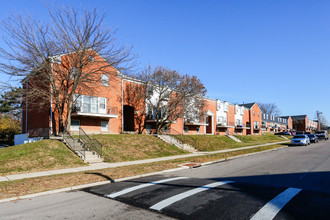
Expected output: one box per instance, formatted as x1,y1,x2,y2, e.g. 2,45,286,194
239,103,256,109
281,115,307,120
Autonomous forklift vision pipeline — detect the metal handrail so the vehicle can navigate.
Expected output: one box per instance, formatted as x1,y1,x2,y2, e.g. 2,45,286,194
62,129,85,159
167,127,197,149
79,127,102,157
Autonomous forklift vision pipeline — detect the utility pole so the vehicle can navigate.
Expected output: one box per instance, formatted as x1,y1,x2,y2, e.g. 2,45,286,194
316,111,322,131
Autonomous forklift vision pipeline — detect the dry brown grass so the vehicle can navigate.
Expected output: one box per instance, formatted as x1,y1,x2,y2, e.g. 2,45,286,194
0,144,285,200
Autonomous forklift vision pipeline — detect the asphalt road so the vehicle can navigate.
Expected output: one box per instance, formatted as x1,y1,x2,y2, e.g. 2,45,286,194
1,140,330,219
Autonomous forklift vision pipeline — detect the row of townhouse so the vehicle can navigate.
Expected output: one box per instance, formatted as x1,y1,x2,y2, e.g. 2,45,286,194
21,52,316,137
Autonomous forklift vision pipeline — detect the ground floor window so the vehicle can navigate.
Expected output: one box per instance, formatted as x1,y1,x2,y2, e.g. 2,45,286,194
101,121,109,132
184,126,188,134
71,120,80,131
164,126,168,134
146,124,152,134
196,127,200,134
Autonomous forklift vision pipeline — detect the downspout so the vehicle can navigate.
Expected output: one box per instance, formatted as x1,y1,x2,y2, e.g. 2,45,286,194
50,63,53,135
25,80,28,134
21,100,23,134
121,76,124,133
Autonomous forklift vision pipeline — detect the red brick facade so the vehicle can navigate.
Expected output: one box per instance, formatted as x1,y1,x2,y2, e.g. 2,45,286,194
22,52,308,137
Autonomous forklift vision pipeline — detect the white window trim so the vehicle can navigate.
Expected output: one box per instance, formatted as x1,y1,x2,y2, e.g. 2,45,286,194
101,74,109,87
101,121,109,132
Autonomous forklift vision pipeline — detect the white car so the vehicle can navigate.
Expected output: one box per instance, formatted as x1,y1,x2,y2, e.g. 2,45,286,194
290,135,310,146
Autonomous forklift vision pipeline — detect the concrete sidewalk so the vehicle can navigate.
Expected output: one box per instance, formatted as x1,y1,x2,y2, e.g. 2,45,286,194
0,141,288,182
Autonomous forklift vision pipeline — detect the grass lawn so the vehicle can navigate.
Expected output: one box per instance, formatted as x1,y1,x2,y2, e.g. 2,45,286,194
0,144,286,200
89,134,188,162
175,133,286,151
0,140,86,176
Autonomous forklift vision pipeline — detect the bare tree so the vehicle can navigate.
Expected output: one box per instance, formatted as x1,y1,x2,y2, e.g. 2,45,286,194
0,6,134,134
135,66,207,134
258,103,281,116
318,115,328,130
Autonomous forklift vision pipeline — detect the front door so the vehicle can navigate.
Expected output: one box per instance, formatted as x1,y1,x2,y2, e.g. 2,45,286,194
206,116,212,134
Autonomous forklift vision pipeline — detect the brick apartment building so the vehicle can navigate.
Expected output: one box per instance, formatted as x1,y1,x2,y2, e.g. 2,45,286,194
281,115,318,132
261,114,293,133
21,51,308,137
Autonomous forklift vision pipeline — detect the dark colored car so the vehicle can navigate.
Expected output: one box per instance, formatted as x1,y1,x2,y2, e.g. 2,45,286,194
275,132,291,136
315,131,329,140
307,134,318,143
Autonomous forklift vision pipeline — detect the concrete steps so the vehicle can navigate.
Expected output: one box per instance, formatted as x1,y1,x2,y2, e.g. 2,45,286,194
226,135,242,143
157,135,198,153
63,138,103,164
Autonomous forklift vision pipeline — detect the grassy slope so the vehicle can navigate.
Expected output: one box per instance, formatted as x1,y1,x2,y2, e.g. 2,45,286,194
0,140,86,175
90,134,187,162
176,133,286,151
0,144,285,200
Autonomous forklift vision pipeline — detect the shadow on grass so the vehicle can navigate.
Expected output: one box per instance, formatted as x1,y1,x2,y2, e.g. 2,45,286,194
85,172,115,183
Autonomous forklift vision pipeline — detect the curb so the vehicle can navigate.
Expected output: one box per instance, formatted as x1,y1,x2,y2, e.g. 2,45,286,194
0,144,287,204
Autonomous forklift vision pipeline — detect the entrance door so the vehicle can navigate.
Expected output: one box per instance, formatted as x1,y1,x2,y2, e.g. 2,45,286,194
123,105,135,131
206,116,212,134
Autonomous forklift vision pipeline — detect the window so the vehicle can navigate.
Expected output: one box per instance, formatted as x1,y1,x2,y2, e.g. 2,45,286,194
83,96,91,112
240,106,244,115
99,97,106,114
89,55,95,62
70,120,80,131
184,127,188,134
163,91,170,100
196,127,200,134
77,94,107,114
253,111,255,116
101,74,109,86
73,94,82,111
216,101,221,111
258,112,260,117
147,86,153,96
101,121,109,131
71,67,78,80
146,124,152,134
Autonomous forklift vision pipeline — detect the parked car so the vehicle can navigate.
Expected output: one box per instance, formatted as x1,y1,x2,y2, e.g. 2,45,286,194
290,135,310,146
314,130,329,140
307,134,318,143
275,132,292,136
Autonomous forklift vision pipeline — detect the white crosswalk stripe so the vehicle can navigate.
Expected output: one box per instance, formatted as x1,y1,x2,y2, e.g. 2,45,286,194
250,187,302,220
105,176,188,198
150,180,234,211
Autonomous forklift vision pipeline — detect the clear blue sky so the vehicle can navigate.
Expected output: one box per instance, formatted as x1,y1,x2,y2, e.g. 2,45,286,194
1,0,329,123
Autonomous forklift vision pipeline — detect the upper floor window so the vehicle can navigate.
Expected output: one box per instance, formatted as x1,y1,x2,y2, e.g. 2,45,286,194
147,86,153,96
101,74,109,86
71,67,78,80
253,111,255,116
257,112,259,117
89,55,95,62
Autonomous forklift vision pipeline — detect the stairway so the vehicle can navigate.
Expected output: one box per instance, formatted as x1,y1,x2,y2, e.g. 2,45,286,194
157,135,198,153
226,135,242,143
61,136,104,164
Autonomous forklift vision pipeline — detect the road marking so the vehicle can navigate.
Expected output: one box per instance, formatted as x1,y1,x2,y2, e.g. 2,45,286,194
150,180,234,211
250,187,302,220
105,177,188,198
